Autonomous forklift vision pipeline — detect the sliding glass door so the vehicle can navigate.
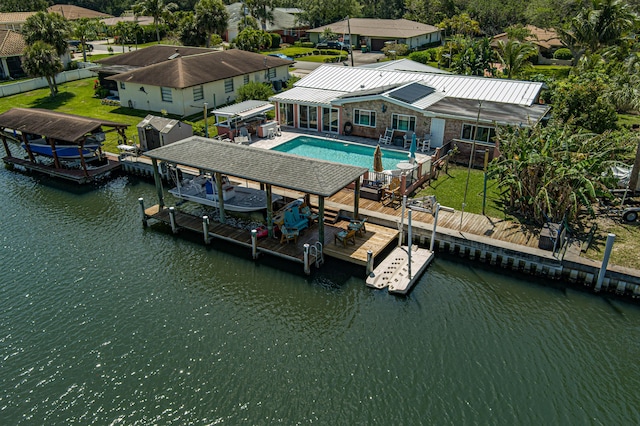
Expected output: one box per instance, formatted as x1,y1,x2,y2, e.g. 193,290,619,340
299,105,318,131
321,107,338,133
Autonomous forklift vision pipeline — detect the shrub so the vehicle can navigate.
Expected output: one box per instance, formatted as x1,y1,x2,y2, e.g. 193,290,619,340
408,50,431,64
554,48,573,60
382,43,409,58
268,33,281,49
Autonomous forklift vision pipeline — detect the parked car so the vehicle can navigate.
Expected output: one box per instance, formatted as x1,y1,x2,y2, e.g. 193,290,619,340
315,40,351,52
67,40,94,53
268,53,294,62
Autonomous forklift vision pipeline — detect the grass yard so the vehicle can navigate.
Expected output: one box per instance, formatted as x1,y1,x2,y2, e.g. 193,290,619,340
414,164,506,218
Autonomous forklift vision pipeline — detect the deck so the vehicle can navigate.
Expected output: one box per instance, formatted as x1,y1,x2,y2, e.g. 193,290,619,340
3,156,121,184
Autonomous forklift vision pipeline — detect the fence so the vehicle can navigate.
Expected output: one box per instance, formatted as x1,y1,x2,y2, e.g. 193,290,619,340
0,65,98,98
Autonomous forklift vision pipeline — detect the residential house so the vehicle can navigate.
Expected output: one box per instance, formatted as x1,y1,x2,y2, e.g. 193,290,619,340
101,46,292,116
0,29,26,79
307,18,441,52
0,12,36,32
270,63,549,163
47,4,112,20
225,3,308,44
492,25,565,64
137,115,193,151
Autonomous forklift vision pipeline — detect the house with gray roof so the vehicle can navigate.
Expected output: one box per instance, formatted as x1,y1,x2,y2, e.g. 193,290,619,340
0,29,26,79
307,18,441,52
270,64,549,162
97,46,293,116
225,3,308,44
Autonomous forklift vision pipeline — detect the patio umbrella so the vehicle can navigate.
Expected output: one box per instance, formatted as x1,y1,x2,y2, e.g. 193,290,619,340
373,144,383,172
408,132,417,163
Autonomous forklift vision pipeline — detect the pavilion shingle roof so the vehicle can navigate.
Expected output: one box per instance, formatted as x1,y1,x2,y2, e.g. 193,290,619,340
0,108,128,143
146,137,368,197
106,49,292,89
0,29,25,57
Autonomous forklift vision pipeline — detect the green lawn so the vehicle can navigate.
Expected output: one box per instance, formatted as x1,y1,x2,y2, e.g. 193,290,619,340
414,164,506,218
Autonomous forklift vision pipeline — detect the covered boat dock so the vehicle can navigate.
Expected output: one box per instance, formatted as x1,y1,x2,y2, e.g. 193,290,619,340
141,136,399,271
0,108,128,183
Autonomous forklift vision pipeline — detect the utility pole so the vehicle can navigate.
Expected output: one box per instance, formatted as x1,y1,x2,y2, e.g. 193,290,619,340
461,100,482,229
347,16,354,67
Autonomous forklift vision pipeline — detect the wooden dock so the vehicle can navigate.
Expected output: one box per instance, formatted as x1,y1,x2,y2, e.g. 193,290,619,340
144,205,399,269
3,156,121,184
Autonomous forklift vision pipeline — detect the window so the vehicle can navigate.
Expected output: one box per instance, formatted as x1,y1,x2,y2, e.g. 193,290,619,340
391,113,416,131
243,75,249,85
224,79,234,93
268,68,276,79
193,85,203,101
461,124,496,143
161,87,172,102
354,109,376,127
119,82,125,89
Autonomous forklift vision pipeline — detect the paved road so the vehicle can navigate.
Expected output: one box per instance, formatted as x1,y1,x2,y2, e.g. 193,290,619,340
291,50,386,77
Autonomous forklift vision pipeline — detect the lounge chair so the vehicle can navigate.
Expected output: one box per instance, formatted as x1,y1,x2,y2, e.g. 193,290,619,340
239,126,252,142
284,207,309,232
334,229,356,247
381,177,401,208
234,135,250,145
348,217,367,236
419,134,431,152
280,225,299,244
378,128,393,145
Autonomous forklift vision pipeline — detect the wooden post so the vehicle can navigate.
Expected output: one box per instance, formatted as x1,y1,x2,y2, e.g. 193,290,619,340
169,207,177,234
20,133,35,163
366,250,374,276
215,172,225,224
202,215,210,244
318,196,325,246
151,158,164,208
304,243,310,275
430,203,440,252
266,184,274,238
78,138,89,177
138,197,147,227
1,132,12,158
595,233,615,291
353,178,361,219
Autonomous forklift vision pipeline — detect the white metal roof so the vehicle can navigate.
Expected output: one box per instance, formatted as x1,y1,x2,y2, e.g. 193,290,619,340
270,87,345,106
358,59,450,74
209,100,274,118
294,65,543,106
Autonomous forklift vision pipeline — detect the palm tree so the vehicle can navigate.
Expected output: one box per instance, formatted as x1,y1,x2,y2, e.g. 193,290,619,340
245,0,274,31
194,0,228,48
497,40,537,79
22,11,70,57
133,0,178,43
72,18,99,62
22,41,63,97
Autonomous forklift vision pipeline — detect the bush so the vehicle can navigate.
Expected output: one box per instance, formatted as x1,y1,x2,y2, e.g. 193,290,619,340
553,48,573,60
268,33,281,49
382,43,409,58
408,50,431,64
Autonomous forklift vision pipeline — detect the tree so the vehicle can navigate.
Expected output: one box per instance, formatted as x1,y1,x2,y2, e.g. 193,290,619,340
234,28,271,52
178,13,207,46
245,0,275,31
22,41,63,97
497,39,537,79
438,13,481,37
194,0,228,48
238,16,260,32
133,0,178,43
236,81,275,102
22,11,70,57
450,36,495,76
72,18,100,63
297,0,360,28
113,21,142,52
489,122,632,223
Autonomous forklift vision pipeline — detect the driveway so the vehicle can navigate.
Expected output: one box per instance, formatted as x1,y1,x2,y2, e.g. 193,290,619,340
291,50,386,77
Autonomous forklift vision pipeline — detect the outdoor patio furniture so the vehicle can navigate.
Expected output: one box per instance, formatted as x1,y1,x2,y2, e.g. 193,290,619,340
348,217,367,236
403,131,416,148
381,177,401,208
280,225,299,244
334,229,356,247
300,205,319,225
378,128,393,145
419,134,431,152
284,206,309,232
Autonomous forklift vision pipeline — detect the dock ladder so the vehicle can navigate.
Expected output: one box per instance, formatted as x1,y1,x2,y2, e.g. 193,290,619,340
304,242,324,274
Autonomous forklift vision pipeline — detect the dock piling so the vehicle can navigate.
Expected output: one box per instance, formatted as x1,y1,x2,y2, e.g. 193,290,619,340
138,197,147,227
303,244,310,275
430,203,440,252
252,229,258,259
366,250,374,276
169,207,177,234
203,216,210,244
595,233,616,291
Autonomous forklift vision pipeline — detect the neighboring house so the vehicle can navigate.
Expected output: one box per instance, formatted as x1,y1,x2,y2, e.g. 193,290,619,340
270,64,549,162
0,12,36,32
225,3,308,44
0,29,26,79
492,25,565,64
307,18,441,52
100,46,292,116
101,15,155,28
137,114,193,151
47,4,112,20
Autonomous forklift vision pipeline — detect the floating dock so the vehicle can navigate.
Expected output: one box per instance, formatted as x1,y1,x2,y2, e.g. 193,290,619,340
366,245,434,295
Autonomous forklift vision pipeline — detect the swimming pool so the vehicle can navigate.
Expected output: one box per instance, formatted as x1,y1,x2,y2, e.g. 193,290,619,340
271,136,409,170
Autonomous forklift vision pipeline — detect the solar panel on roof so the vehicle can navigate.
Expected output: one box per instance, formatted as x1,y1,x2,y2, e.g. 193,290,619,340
388,82,435,104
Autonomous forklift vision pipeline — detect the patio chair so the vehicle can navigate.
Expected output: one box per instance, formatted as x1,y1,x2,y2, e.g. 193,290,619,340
348,217,367,236
280,225,299,244
419,134,431,152
403,131,415,148
239,126,252,142
378,128,393,145
334,228,356,247
381,177,401,208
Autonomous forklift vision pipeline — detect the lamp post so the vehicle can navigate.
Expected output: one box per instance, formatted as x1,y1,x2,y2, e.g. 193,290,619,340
460,100,482,229
204,102,208,138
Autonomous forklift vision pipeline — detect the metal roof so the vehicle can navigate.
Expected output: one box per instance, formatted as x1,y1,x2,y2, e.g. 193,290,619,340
358,59,450,74
0,108,128,143
210,100,274,118
294,65,543,106
137,115,182,134
426,98,550,126
145,137,368,197
270,86,345,106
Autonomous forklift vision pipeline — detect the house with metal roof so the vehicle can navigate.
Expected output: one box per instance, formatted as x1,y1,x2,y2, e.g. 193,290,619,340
270,64,550,162
0,29,26,79
98,46,293,116
307,18,441,52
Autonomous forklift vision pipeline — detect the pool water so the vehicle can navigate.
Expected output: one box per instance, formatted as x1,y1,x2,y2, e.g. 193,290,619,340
271,136,409,170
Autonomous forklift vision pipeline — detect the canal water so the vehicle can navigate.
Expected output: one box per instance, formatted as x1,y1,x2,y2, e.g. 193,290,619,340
1,166,639,424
